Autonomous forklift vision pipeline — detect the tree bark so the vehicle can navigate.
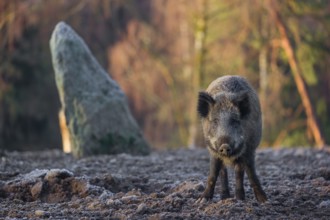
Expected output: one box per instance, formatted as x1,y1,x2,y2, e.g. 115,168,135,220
266,0,326,148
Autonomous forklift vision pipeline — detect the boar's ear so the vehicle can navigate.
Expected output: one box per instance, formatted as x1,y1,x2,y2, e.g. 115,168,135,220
233,92,250,119
197,91,215,118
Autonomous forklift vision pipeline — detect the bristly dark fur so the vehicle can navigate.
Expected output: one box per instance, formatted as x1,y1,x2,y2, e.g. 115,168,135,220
197,91,215,118
196,76,267,203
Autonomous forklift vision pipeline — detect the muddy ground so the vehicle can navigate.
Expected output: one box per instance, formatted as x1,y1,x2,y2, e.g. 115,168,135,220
0,147,330,219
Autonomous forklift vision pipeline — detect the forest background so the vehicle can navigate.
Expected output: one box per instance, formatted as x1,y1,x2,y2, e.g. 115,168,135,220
1,0,329,152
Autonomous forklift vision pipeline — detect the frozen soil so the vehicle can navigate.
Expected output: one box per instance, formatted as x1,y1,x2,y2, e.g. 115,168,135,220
0,147,330,219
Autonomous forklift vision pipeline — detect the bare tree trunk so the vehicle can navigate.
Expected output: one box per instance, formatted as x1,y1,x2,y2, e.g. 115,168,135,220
188,0,209,148
266,0,326,148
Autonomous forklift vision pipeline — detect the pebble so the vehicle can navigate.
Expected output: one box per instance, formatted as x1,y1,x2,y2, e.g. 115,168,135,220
99,191,114,200
30,182,43,198
87,201,101,210
136,203,148,214
106,199,122,206
194,182,205,191
293,148,308,157
35,210,45,217
318,200,330,208
121,195,138,201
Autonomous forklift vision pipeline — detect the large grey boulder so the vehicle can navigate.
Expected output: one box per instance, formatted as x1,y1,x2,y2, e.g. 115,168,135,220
50,22,150,158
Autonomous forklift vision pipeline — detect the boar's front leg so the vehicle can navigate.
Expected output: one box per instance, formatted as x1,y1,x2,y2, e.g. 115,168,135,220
245,159,267,203
234,162,245,200
197,156,228,203
219,163,230,199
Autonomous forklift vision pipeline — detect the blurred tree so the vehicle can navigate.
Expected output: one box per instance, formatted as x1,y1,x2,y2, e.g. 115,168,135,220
0,0,127,150
0,0,329,151
108,0,189,148
188,0,209,148
0,0,62,150
266,0,328,148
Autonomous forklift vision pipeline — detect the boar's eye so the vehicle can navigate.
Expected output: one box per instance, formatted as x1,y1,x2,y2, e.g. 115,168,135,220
212,118,220,125
229,117,240,126
232,92,250,119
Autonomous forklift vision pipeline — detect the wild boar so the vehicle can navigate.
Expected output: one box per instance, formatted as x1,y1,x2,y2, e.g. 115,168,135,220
196,75,267,203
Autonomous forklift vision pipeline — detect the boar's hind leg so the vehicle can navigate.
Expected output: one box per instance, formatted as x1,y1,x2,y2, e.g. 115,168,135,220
197,156,222,202
245,159,267,203
234,162,245,200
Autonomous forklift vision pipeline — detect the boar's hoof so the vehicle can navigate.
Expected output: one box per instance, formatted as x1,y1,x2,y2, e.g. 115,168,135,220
256,192,268,203
221,191,231,200
195,197,209,204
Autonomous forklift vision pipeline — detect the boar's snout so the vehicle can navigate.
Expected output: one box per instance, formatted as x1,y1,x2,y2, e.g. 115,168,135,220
218,144,232,156
212,136,235,156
